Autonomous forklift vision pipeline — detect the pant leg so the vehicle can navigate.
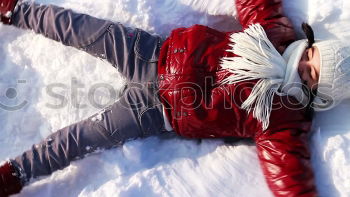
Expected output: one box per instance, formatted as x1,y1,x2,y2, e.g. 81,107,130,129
11,2,162,82
11,82,166,184
10,2,167,183
12,117,116,183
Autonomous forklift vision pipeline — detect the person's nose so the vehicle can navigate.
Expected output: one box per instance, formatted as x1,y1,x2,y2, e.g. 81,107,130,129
298,61,311,80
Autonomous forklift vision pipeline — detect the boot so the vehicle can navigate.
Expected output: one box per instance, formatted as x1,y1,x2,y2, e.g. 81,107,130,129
0,161,23,197
0,0,19,24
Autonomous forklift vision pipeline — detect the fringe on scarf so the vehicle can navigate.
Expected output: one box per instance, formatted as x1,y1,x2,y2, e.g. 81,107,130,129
220,24,287,130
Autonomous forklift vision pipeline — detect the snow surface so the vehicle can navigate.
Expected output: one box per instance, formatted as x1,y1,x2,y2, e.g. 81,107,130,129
0,0,350,196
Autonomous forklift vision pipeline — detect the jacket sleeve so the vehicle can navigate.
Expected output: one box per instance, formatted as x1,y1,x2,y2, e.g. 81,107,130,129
255,124,318,196
235,0,296,53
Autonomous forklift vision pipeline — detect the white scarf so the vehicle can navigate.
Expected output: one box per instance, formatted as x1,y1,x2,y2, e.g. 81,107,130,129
220,24,308,130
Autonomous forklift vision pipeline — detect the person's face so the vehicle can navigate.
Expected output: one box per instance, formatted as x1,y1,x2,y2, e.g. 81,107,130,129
298,46,321,90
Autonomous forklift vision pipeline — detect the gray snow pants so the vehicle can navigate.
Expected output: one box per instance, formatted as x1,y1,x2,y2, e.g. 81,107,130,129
10,2,174,184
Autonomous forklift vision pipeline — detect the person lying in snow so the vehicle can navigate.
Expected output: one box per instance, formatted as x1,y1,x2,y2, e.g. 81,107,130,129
2,0,350,196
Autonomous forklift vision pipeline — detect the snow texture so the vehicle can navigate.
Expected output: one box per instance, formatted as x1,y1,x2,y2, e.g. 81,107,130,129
0,0,350,196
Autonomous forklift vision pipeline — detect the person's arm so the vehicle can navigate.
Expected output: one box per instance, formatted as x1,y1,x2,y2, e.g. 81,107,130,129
235,0,296,53
255,128,317,197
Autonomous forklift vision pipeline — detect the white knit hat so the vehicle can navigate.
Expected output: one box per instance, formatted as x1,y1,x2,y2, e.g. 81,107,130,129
282,39,350,111
312,40,350,111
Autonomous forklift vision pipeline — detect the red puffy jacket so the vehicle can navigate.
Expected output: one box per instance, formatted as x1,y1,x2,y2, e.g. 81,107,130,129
157,0,317,196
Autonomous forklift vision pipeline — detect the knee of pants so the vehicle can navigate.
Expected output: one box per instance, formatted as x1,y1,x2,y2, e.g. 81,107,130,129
47,119,118,154
89,100,165,143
